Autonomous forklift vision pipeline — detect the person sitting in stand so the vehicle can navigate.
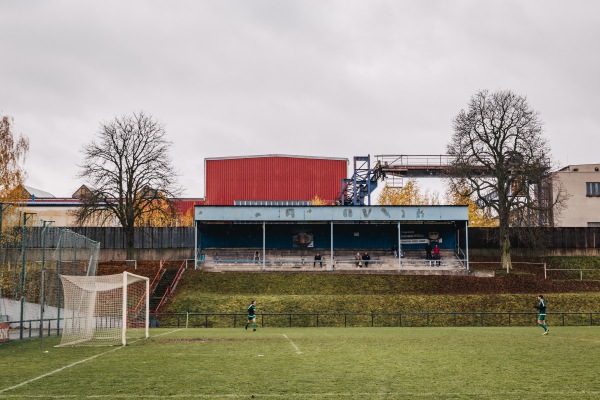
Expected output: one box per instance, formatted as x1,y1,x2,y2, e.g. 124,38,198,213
253,251,260,262
355,252,362,268
314,253,323,268
362,252,371,268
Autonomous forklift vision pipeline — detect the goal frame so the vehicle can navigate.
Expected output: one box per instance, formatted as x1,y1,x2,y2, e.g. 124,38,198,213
58,271,149,346
121,271,150,345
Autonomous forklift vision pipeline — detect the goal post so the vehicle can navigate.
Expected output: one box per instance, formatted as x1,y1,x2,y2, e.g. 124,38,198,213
58,272,149,346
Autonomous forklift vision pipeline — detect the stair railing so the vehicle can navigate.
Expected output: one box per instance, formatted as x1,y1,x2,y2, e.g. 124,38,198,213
132,261,165,315
149,260,166,294
154,260,186,312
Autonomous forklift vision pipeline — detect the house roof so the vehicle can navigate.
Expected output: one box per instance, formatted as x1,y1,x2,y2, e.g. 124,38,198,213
23,185,55,199
556,164,600,173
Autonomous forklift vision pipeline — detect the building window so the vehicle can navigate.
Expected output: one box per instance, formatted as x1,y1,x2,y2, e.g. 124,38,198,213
586,182,600,196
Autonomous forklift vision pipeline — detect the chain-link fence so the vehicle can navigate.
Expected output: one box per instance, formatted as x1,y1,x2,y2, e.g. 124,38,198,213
0,205,99,340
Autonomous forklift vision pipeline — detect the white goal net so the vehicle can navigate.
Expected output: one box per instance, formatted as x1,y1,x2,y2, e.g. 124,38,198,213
58,272,149,346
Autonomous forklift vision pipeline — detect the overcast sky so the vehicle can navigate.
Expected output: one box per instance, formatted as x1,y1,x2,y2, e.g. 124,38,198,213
1,0,599,198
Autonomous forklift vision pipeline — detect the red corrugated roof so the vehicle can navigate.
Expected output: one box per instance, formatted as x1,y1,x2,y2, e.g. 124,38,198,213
205,155,348,205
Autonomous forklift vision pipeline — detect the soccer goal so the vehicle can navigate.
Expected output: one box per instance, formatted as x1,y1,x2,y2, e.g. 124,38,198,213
58,272,149,346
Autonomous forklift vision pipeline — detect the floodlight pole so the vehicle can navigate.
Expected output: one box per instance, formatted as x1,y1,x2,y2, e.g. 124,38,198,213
39,220,54,347
19,212,36,340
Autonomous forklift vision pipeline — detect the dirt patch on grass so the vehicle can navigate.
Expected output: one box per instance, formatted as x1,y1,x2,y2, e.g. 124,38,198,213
152,337,273,343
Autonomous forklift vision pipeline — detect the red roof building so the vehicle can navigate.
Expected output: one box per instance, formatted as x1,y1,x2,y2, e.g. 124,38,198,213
204,155,348,205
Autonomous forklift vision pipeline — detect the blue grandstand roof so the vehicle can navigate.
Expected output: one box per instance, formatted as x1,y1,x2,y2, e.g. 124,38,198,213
195,205,468,222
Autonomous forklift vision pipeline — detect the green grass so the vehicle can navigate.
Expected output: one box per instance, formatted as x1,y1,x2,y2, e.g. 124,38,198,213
2,326,600,399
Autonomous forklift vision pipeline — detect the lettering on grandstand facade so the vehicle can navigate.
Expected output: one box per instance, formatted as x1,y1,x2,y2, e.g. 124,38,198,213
195,206,468,222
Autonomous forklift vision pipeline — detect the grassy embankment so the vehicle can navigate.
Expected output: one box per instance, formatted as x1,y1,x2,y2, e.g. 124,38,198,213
165,256,600,315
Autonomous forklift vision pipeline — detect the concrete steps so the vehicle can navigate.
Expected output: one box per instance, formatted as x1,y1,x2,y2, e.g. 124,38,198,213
200,248,468,275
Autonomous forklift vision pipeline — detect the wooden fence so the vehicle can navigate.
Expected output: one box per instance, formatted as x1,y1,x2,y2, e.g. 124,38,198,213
17,227,195,249
17,226,600,250
468,227,600,249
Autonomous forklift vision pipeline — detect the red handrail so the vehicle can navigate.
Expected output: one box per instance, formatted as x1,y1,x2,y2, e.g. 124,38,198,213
149,260,166,294
132,260,165,315
154,260,186,312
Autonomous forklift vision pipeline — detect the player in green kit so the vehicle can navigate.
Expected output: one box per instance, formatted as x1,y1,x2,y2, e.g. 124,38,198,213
534,294,549,335
245,300,257,332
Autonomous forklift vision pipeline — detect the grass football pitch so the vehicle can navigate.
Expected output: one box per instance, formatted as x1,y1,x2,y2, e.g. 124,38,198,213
1,326,599,399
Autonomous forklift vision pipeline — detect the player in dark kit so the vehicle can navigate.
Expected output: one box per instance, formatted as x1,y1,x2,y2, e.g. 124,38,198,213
534,294,549,335
245,300,257,332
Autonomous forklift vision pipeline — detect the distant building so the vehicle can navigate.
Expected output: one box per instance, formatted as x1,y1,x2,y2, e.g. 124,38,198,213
204,154,348,205
8,184,202,227
9,184,98,227
16,185,56,200
553,164,600,227
71,184,94,199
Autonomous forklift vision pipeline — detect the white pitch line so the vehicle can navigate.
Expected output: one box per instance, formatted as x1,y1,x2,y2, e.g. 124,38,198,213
0,346,124,394
151,329,183,338
282,334,302,354
0,330,182,394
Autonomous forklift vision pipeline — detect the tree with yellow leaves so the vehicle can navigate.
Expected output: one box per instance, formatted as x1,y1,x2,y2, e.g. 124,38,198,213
377,179,440,205
310,195,330,206
1,115,30,243
134,197,195,227
445,179,497,227
1,116,29,200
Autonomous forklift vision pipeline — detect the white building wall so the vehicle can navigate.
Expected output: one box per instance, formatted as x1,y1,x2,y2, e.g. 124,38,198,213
553,164,600,227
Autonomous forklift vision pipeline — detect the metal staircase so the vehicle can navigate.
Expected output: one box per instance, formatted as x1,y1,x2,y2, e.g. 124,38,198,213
340,155,385,206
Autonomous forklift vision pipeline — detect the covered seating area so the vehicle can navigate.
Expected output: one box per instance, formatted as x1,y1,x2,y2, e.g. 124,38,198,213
194,205,470,274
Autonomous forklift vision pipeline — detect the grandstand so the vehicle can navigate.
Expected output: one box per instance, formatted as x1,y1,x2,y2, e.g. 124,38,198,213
194,205,470,273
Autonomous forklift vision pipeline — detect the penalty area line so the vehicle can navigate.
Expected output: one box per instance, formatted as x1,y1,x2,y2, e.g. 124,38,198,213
282,334,302,354
0,346,124,394
151,329,183,338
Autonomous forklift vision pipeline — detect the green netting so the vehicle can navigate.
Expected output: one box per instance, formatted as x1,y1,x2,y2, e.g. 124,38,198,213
0,205,99,333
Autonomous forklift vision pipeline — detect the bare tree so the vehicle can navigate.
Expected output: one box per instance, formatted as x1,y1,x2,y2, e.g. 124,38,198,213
447,90,566,270
75,112,181,259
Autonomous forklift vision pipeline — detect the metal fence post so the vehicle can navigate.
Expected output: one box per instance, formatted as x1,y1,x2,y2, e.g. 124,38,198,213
544,263,547,279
